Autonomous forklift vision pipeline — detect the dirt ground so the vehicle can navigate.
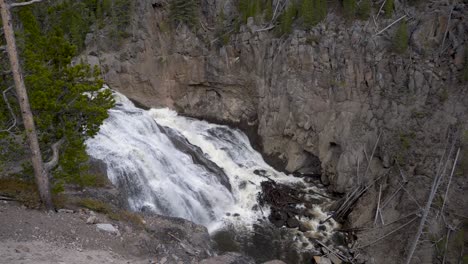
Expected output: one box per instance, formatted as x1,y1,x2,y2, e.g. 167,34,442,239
0,201,150,264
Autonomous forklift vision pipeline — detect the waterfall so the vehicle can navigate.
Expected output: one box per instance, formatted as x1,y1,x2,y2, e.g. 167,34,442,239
86,92,320,232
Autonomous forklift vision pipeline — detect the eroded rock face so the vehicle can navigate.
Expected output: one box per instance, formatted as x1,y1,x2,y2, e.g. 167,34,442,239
82,1,468,263
85,1,467,189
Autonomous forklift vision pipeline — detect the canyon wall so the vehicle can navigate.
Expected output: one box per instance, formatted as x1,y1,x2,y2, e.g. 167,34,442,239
83,1,468,263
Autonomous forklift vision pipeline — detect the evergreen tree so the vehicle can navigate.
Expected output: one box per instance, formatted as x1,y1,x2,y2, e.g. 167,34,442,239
0,5,114,191
343,0,356,20
356,0,371,20
384,0,394,18
280,3,296,35
393,20,408,54
265,0,273,21
239,0,263,23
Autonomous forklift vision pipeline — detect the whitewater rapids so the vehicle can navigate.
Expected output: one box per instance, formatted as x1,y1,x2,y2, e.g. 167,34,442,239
86,91,334,233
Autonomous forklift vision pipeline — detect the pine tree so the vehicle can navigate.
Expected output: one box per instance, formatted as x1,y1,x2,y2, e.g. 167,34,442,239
356,0,371,20
280,4,296,35
393,20,408,54
0,3,114,197
302,0,327,28
384,0,394,18
343,0,356,20
302,0,314,28
265,0,273,21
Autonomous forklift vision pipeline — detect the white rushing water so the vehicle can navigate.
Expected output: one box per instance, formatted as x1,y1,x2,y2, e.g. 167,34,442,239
86,91,335,234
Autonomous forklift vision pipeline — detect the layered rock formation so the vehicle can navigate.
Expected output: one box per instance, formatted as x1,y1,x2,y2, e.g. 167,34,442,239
83,0,468,263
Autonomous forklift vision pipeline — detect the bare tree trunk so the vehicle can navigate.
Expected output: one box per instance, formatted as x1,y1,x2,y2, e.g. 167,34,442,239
0,0,54,210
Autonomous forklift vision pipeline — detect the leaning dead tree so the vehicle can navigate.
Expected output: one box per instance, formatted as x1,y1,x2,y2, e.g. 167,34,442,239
0,0,54,210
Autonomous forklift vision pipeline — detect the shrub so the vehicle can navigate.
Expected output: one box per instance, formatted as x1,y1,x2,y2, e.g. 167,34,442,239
0,178,41,208
169,0,199,28
393,20,409,54
78,198,112,214
78,198,145,228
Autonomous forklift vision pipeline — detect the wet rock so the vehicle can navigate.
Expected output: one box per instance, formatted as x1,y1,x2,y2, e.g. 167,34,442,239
299,222,311,232
317,225,327,231
313,256,332,264
143,214,213,259
331,233,347,247
286,217,300,228
238,181,247,189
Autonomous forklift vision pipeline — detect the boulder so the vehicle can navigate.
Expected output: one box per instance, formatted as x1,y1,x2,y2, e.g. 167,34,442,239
86,216,98,225
262,260,287,264
96,223,119,235
199,252,255,264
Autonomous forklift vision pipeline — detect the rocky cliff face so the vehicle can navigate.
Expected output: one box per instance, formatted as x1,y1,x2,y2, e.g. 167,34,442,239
83,1,468,263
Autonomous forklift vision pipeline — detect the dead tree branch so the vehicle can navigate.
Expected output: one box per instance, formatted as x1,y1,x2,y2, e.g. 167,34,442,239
0,86,17,133
374,15,407,37
44,138,65,172
440,148,460,216
404,143,455,264
439,4,455,55
374,0,387,23
364,132,382,179
374,184,383,226
10,0,43,7
356,216,419,249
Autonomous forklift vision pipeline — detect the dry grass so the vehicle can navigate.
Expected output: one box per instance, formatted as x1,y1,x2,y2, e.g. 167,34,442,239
77,198,145,229
0,178,41,208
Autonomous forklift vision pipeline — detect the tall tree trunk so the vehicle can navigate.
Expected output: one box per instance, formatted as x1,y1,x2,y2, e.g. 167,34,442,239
0,0,54,210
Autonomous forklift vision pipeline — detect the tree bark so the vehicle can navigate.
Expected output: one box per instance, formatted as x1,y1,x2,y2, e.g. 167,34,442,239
0,0,54,210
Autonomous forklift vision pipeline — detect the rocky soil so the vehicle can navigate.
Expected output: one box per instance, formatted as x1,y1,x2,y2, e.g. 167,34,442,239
0,200,214,264
81,0,468,263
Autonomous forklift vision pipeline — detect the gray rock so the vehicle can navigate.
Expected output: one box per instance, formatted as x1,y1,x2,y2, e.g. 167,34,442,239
96,223,119,235
262,260,287,264
57,209,74,214
86,1,468,263
199,252,255,264
86,216,98,225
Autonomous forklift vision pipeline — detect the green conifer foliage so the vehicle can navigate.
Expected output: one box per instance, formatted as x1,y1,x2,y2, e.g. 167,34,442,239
384,0,394,18
280,3,296,35
393,20,408,54
356,0,371,20
343,0,356,20
265,0,273,21
1,6,115,187
302,0,327,28
239,0,263,23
